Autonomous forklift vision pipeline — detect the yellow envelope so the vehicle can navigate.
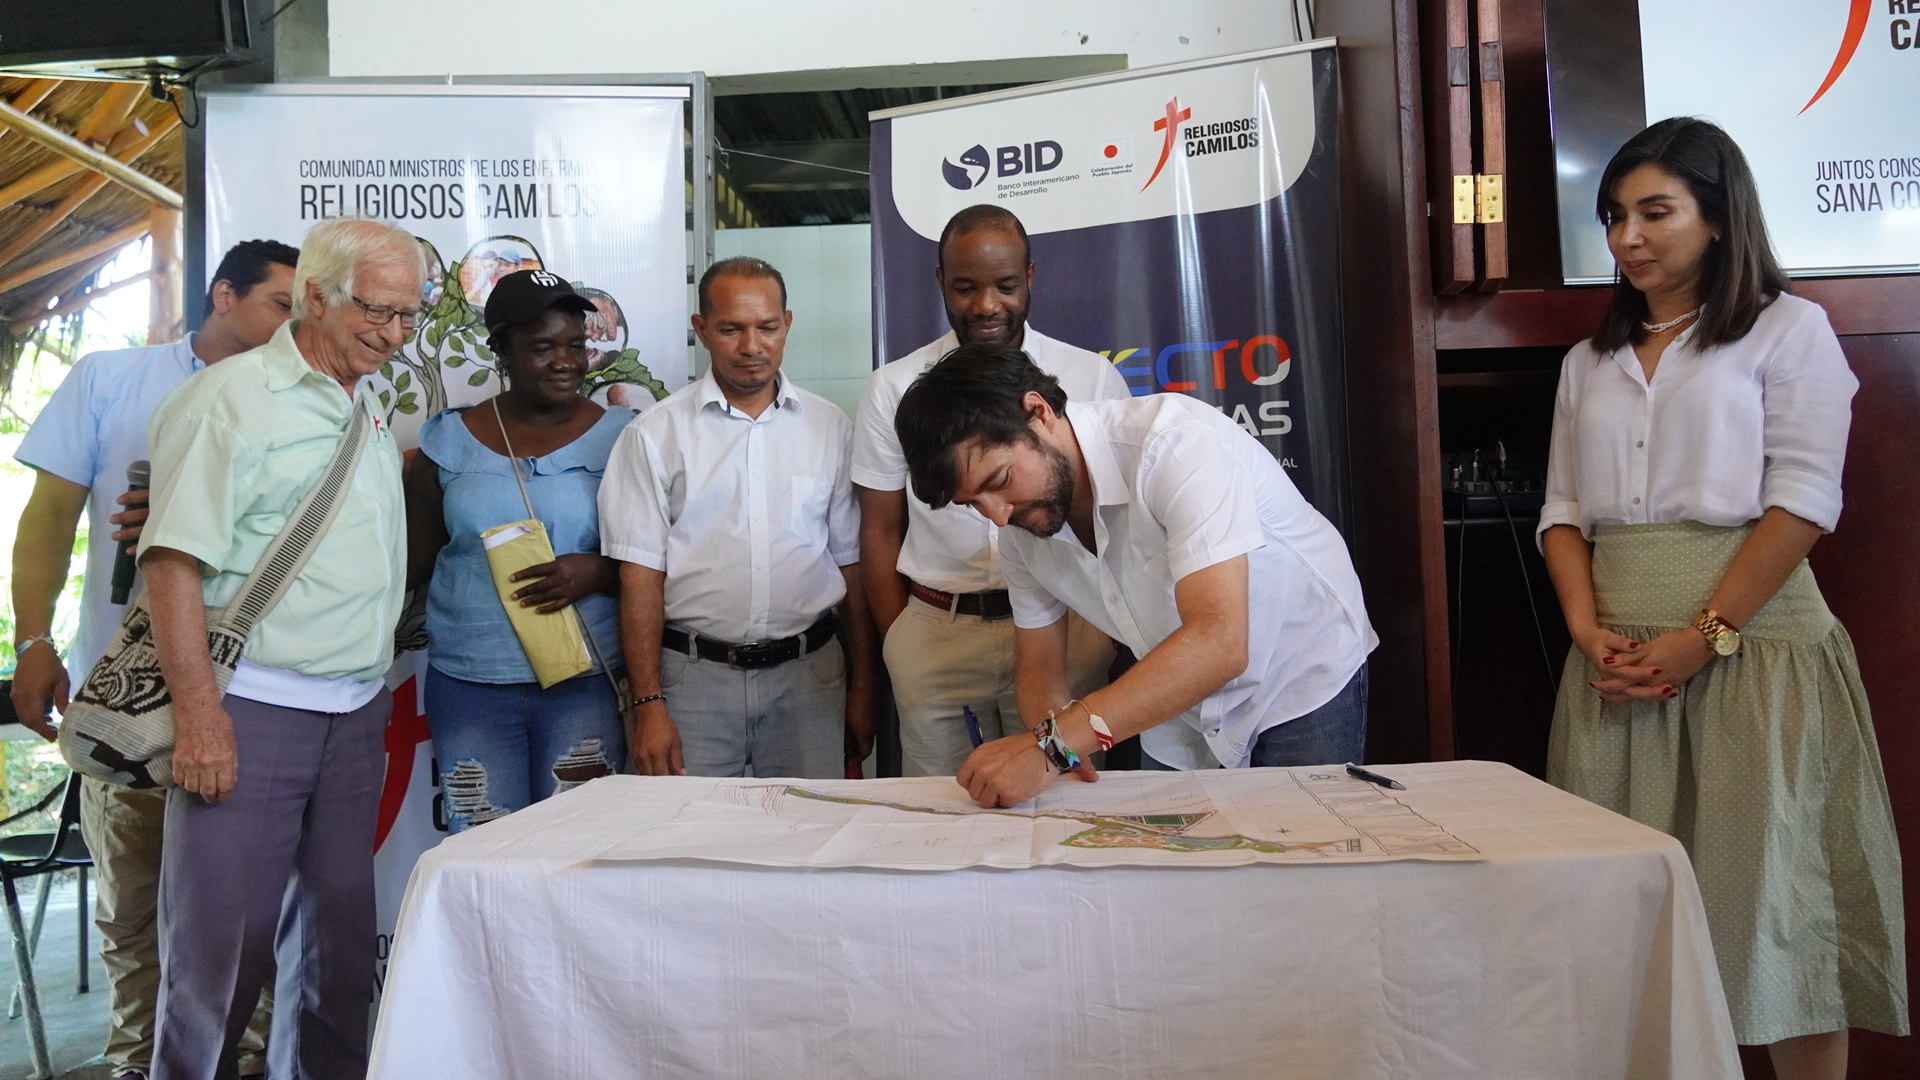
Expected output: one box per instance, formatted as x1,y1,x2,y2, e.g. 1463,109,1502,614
479,519,593,688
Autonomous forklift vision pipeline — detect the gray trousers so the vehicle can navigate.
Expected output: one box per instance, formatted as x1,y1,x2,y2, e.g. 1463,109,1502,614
152,689,390,1080
662,637,846,779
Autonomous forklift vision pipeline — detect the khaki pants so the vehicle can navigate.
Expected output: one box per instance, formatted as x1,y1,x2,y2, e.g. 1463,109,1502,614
80,778,272,1076
885,596,1115,776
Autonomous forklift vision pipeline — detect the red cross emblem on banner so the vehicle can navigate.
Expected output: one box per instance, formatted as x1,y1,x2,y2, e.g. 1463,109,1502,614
1142,96,1192,192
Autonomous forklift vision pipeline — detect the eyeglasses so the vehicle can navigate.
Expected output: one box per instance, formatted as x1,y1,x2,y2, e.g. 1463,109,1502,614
350,295,428,331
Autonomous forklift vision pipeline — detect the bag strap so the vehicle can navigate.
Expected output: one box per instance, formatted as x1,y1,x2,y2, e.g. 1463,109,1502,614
491,400,626,705
215,398,371,641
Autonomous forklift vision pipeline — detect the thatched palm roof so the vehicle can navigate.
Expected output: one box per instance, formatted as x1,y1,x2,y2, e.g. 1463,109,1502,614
0,76,185,388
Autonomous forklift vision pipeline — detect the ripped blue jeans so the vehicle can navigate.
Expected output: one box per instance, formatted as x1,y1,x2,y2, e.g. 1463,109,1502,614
423,664,627,833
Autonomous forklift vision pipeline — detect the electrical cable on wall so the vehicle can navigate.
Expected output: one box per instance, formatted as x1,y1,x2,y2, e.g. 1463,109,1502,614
715,142,870,178
153,73,203,129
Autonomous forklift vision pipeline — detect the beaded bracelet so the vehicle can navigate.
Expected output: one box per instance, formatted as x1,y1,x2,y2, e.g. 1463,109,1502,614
1035,714,1081,773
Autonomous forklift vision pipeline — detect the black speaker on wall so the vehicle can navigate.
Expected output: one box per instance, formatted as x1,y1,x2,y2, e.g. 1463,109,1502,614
0,0,258,81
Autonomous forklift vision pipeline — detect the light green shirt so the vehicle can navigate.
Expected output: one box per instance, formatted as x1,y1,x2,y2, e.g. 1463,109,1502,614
140,321,405,682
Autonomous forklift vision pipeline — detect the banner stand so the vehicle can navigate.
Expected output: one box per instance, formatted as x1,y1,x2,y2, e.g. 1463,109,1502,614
184,75,710,1016
186,72,714,353
868,42,1350,533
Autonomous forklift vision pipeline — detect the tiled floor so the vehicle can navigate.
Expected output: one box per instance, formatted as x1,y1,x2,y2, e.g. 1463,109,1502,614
1,871,112,1080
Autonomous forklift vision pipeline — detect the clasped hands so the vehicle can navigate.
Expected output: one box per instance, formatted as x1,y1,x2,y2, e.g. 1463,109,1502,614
1574,624,1715,703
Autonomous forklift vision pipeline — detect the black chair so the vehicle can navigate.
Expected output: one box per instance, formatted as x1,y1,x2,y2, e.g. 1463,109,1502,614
2,770,92,1080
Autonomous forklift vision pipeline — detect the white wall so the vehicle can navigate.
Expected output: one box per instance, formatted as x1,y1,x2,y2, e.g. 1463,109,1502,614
714,224,872,419
328,2,1299,79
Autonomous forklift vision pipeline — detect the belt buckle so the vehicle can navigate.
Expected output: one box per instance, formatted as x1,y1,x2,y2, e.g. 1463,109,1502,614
727,641,774,669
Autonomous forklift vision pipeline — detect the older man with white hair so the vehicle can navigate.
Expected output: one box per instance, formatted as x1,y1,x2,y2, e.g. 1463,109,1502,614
138,218,424,1080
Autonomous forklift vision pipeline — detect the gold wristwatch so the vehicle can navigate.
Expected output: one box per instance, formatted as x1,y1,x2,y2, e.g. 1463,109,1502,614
1693,609,1742,657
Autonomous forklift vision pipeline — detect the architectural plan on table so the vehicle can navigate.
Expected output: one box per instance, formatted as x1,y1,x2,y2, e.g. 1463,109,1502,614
586,768,1482,870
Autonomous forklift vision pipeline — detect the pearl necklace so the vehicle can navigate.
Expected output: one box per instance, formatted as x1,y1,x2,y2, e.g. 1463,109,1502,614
1641,307,1701,334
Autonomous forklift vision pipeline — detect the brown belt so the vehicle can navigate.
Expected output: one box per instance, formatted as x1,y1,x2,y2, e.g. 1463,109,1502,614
909,581,1014,620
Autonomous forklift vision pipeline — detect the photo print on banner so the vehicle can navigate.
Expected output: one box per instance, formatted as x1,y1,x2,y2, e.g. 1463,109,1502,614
382,234,667,421
200,87,689,447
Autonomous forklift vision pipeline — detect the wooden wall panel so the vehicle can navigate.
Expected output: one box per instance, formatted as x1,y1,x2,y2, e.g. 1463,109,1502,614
1434,276,1920,351
1808,332,1920,1078
1320,0,1454,762
1472,0,1507,288
1419,0,1476,293
1491,0,1561,289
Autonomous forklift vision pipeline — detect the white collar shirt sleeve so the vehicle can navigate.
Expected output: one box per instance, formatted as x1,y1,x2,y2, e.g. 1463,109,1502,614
1538,293,1857,544
13,338,201,681
598,373,854,643
850,326,1133,595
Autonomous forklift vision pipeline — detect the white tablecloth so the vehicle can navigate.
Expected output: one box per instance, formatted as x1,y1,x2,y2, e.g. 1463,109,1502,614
368,760,1740,1080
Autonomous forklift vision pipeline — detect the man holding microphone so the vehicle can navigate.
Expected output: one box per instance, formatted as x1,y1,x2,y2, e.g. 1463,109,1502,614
9,239,297,1080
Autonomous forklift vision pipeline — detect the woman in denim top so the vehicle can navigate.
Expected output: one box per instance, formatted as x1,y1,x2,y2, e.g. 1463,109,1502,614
405,270,635,831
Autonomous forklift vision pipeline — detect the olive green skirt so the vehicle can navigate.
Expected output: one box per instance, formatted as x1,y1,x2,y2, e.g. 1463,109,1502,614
1547,521,1908,1045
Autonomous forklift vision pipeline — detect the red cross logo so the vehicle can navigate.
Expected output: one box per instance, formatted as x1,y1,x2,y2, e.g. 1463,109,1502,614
1800,0,1873,113
1141,96,1192,192
374,674,430,851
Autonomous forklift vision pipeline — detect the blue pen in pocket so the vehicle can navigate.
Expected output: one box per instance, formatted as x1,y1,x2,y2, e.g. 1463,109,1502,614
962,705,984,748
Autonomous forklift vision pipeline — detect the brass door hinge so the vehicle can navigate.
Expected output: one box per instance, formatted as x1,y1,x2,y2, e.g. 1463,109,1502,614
1474,173,1504,223
1453,175,1475,225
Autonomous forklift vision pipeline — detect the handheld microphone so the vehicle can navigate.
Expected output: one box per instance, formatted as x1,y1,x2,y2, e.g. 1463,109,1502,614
109,460,150,605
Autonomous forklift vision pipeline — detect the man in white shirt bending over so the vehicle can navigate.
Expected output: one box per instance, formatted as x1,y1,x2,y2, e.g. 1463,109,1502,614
854,204,1128,776
602,257,877,779
893,344,1378,809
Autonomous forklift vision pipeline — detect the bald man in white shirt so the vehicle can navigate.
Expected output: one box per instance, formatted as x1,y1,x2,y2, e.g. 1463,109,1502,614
854,205,1127,776
602,257,876,778
894,344,1377,809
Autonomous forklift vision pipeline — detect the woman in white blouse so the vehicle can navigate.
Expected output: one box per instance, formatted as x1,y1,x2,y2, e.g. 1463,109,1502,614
1540,117,1906,1078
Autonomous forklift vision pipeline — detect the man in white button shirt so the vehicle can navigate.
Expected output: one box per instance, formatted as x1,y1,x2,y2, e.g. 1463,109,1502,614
602,257,875,779
894,345,1377,808
854,205,1127,776
10,239,297,1080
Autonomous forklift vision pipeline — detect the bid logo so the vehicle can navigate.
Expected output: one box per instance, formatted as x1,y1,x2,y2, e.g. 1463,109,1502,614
942,140,1065,190
943,144,991,190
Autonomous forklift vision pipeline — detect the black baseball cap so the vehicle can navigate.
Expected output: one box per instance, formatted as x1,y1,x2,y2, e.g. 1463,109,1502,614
483,269,595,335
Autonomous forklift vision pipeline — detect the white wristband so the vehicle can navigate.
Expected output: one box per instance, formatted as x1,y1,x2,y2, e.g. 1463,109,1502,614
1052,699,1115,752
14,635,57,658
1086,710,1115,751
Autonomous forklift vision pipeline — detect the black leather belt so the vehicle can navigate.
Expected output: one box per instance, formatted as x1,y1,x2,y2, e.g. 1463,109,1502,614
661,613,838,670
909,581,1014,620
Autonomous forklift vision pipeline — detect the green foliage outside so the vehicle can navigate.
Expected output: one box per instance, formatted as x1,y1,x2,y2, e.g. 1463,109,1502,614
2,341,116,835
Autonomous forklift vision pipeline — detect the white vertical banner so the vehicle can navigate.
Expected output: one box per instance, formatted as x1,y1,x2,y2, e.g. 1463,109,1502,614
199,85,688,1010
203,86,690,433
